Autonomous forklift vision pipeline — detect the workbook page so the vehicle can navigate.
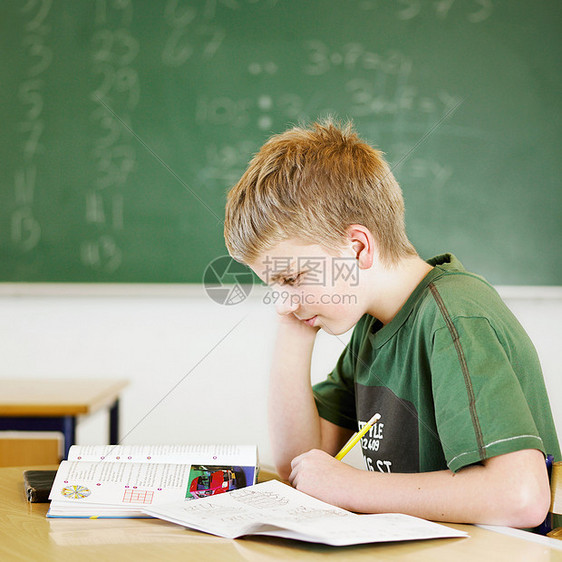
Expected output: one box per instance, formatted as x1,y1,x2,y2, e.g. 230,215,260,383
144,480,467,546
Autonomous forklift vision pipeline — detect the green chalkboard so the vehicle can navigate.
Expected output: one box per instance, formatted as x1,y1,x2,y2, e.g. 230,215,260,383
1,0,560,284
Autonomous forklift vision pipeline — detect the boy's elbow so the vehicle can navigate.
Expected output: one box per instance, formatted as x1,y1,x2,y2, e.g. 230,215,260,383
510,483,550,529
496,476,550,528
478,450,551,528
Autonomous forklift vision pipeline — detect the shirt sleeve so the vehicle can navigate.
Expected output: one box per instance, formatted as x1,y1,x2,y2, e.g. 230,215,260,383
431,316,545,472
312,326,364,431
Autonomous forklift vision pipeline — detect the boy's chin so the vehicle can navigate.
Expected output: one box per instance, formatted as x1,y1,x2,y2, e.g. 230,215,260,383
319,320,355,336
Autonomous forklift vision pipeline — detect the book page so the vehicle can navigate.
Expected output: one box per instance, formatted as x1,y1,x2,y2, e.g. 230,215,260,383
48,458,257,515
49,460,192,508
143,480,468,546
67,444,256,465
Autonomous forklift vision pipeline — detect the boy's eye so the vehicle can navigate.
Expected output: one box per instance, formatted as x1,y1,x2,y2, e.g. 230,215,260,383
282,272,303,286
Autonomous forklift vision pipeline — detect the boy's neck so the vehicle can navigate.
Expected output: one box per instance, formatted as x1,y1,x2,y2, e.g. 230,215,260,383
364,255,433,325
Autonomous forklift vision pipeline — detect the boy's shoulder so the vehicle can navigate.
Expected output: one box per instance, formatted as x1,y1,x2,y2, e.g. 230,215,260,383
424,254,504,318
352,254,520,346
414,254,526,343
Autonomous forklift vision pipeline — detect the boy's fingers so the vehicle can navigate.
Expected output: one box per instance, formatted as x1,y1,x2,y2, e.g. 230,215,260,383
288,463,299,487
290,455,300,470
290,449,311,468
289,450,316,487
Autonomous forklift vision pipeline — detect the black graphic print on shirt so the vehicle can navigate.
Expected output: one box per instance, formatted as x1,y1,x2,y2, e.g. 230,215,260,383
355,384,419,473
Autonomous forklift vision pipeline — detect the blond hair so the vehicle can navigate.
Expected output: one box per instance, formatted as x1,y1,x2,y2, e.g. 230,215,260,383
224,118,416,265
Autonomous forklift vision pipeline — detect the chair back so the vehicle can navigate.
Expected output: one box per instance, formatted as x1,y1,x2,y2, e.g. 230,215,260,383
547,460,562,539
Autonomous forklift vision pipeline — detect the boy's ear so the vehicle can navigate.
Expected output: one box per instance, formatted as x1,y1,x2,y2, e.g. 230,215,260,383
347,225,375,269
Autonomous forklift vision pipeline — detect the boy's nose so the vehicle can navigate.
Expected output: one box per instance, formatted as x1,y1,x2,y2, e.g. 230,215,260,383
275,297,299,316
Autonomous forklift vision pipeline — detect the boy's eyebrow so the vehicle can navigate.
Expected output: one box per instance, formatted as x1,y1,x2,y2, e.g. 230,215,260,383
269,270,290,283
267,261,297,283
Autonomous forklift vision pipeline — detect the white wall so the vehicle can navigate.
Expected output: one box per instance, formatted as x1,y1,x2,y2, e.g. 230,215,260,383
0,284,560,468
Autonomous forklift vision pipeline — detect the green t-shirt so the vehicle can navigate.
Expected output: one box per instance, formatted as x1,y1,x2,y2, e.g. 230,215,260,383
313,254,560,475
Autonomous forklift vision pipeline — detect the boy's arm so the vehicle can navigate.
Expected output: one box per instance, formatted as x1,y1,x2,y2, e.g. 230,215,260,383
289,447,550,528
268,315,353,479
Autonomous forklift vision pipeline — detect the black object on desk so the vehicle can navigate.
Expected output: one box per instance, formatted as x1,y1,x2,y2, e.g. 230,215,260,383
23,470,57,503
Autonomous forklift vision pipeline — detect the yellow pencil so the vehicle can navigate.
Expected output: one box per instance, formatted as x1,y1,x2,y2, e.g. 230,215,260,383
335,413,381,461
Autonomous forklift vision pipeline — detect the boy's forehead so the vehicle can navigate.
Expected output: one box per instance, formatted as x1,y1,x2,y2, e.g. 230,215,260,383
250,239,348,282
248,241,307,277
255,240,329,268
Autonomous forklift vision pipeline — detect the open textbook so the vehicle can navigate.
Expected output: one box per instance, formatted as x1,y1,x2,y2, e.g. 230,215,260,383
143,480,468,547
47,444,258,518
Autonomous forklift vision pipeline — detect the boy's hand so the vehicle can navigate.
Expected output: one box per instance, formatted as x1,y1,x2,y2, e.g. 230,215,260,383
271,287,321,333
288,449,362,509
275,306,321,343
277,308,320,333
276,306,320,333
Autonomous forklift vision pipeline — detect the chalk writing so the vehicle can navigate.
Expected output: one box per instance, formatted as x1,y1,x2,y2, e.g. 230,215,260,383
248,61,278,75
358,0,493,23
203,0,279,20
162,0,225,66
11,0,52,252
304,42,412,77
82,0,139,273
196,91,309,185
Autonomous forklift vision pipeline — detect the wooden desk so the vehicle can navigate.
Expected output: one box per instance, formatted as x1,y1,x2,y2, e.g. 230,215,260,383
0,379,128,458
0,466,560,561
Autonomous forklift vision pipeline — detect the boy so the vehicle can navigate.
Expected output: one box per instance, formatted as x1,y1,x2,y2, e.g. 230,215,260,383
224,119,559,527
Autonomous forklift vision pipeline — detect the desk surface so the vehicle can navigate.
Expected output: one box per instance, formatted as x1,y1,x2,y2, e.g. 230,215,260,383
0,379,128,416
0,466,560,562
